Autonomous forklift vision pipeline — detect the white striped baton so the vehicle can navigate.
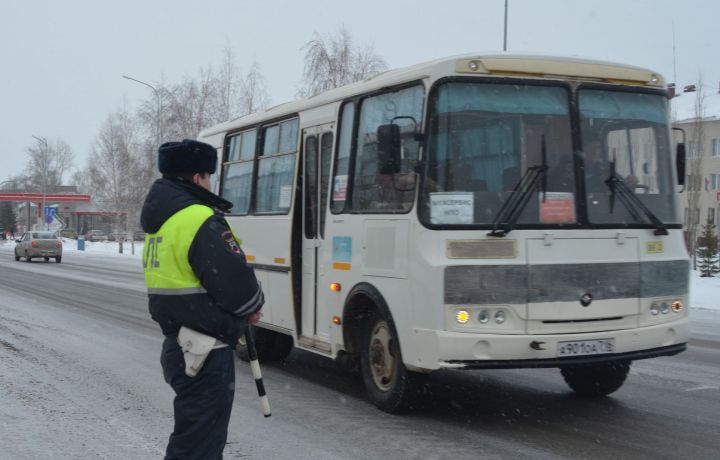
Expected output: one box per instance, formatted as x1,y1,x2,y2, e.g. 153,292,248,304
244,326,271,417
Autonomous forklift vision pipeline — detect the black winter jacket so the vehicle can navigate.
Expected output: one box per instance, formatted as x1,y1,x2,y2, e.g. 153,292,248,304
140,177,264,345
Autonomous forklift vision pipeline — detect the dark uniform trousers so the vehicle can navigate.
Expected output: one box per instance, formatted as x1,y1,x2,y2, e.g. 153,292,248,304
161,336,235,460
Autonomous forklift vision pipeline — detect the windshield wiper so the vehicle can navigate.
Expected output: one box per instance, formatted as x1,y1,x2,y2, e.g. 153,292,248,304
488,137,549,237
605,160,668,236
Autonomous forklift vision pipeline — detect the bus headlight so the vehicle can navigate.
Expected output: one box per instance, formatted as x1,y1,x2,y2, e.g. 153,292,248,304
660,302,670,315
494,310,506,324
650,302,659,316
456,310,470,324
478,310,490,324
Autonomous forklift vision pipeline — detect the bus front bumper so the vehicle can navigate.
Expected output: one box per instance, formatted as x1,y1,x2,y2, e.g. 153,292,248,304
411,318,688,370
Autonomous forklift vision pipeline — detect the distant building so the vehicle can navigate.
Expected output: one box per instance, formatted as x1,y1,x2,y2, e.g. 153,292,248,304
0,185,124,234
671,85,720,234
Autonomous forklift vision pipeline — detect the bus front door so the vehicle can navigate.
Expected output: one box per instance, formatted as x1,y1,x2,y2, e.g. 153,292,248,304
300,125,334,350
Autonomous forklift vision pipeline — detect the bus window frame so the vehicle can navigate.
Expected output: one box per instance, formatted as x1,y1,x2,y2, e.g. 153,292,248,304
420,76,579,230
335,80,426,216
219,114,301,216
221,127,258,216
254,116,300,215
575,82,680,230
330,100,358,215
419,76,682,232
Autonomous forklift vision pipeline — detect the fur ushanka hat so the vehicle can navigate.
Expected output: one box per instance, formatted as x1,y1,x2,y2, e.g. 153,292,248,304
158,139,217,174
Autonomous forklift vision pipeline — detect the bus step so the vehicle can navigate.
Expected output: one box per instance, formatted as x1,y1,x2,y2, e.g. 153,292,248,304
297,336,332,354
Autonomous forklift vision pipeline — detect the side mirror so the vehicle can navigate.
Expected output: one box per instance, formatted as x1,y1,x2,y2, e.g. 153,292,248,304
377,124,401,175
676,142,686,186
15,239,21,244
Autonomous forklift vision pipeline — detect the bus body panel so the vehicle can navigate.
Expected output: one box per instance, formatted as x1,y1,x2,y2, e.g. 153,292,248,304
227,215,295,331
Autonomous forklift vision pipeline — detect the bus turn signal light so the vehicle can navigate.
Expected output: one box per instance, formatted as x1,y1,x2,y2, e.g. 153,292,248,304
671,300,683,312
330,283,342,292
332,316,342,325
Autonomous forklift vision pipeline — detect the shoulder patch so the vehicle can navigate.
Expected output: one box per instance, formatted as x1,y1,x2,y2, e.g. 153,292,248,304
221,230,242,254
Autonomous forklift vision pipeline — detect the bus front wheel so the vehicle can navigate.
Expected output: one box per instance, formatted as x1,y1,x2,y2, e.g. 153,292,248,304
560,360,631,397
360,312,424,413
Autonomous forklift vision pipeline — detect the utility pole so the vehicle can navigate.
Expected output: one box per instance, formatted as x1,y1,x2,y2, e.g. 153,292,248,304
503,0,508,51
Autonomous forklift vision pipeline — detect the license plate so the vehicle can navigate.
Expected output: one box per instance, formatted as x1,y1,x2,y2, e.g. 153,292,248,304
557,338,615,356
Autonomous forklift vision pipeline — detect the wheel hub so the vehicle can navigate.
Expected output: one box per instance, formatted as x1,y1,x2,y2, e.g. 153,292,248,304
368,321,397,391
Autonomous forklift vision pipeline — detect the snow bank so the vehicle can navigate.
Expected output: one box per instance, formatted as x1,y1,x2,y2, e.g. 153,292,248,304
61,238,144,258
689,271,720,311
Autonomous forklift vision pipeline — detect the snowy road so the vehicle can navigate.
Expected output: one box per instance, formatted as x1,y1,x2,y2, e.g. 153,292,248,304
0,241,718,459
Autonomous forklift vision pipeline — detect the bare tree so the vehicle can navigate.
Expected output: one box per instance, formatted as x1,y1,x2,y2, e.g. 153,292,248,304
70,169,91,195
3,173,33,192
217,45,241,122
299,26,387,98
80,49,273,223
161,56,271,138
53,140,74,184
87,107,145,234
162,66,228,140
238,60,270,116
25,137,75,192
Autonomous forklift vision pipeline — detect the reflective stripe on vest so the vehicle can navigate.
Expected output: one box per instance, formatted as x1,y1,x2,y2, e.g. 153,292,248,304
143,204,213,295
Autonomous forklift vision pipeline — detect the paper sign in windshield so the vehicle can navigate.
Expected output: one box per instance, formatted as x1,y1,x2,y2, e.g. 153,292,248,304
430,192,474,224
539,192,575,223
333,175,348,201
279,185,292,209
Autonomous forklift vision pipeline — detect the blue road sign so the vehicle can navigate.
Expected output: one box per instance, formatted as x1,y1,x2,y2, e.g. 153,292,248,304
44,207,56,224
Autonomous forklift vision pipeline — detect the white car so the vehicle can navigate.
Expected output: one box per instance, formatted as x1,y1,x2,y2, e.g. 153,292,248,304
14,232,62,263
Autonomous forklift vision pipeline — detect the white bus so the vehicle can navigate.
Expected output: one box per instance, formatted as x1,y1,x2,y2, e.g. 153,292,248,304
199,53,689,413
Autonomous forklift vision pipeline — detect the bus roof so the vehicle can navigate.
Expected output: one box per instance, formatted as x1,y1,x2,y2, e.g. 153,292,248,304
199,52,665,138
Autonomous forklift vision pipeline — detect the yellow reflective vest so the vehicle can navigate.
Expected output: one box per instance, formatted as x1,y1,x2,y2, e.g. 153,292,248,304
143,204,213,295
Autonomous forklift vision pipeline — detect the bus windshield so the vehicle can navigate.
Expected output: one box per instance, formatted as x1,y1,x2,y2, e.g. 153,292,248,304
579,89,678,225
420,82,574,226
419,81,678,228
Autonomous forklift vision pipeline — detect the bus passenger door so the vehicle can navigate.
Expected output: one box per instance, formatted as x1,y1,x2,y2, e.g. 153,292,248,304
300,125,333,348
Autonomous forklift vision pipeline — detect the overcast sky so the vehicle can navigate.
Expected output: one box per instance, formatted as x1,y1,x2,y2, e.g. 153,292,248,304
1,0,717,182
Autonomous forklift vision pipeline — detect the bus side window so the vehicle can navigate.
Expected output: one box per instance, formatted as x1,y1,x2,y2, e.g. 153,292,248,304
256,119,298,214
351,85,424,212
331,102,354,213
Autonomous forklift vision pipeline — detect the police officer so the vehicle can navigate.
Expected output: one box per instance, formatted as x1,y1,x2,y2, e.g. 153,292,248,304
141,139,264,459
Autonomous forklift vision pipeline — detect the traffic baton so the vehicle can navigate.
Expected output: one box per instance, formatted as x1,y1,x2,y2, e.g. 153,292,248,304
244,326,271,417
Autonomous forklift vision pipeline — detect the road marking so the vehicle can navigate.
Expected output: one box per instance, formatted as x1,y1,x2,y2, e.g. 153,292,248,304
684,385,720,392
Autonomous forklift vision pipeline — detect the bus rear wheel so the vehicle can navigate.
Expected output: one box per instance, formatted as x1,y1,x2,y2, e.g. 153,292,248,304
560,360,631,397
360,312,424,413
235,326,293,362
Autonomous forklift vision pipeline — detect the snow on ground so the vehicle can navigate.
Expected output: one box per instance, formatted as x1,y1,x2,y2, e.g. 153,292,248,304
60,238,144,258
688,271,720,311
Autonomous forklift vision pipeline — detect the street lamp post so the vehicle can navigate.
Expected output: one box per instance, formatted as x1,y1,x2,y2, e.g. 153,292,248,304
122,75,160,256
503,0,508,51
31,135,49,230
122,75,161,148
